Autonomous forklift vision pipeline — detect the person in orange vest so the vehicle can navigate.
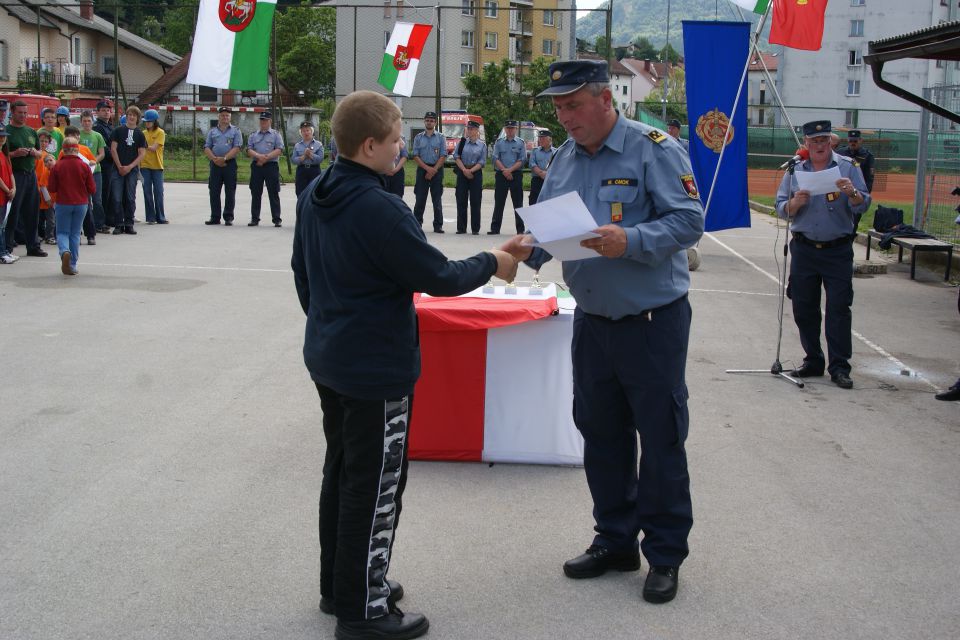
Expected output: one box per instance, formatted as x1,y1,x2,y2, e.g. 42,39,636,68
36,131,56,244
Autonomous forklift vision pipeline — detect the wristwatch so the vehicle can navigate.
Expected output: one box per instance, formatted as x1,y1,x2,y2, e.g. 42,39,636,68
850,189,860,198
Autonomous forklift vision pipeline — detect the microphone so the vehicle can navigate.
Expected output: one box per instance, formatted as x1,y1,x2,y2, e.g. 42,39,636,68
779,148,809,169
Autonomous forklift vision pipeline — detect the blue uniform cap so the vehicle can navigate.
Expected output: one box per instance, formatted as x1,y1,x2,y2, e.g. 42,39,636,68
218,106,232,113
259,111,272,120
466,121,480,129
538,129,552,137
424,111,437,119
802,120,832,137
504,120,519,127
847,129,862,139
539,60,610,97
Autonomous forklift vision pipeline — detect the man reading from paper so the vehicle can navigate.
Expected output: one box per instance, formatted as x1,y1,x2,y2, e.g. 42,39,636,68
500,60,704,605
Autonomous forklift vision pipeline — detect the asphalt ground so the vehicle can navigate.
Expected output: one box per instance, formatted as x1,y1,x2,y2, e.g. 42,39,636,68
1,182,958,640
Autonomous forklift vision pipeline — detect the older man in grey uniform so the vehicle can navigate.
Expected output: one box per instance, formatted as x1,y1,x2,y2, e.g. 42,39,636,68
203,107,243,225
501,60,703,604
453,120,486,235
776,120,870,389
246,111,284,227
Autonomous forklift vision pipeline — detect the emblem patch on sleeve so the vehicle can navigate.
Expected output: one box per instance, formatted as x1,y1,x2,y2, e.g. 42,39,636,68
647,130,667,144
680,174,699,199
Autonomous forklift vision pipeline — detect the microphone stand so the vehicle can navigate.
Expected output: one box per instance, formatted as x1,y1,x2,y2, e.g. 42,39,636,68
726,160,804,388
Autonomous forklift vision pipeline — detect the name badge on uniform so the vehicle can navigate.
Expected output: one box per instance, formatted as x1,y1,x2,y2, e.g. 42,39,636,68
611,202,623,223
826,191,841,202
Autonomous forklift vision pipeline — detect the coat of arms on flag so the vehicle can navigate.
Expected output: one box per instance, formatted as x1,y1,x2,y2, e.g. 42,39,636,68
695,108,735,153
394,46,410,71
219,0,257,32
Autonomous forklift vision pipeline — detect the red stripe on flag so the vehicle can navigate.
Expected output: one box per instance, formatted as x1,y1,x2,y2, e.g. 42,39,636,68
409,329,486,462
768,0,828,51
404,23,433,60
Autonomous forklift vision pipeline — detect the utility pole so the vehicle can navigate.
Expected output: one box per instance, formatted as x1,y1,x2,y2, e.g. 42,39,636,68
661,0,671,122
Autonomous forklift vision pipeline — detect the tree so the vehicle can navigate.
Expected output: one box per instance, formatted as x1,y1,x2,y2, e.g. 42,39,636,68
594,35,612,58
631,37,658,60
522,57,564,145
274,4,336,102
642,66,687,123
161,1,198,56
659,42,681,64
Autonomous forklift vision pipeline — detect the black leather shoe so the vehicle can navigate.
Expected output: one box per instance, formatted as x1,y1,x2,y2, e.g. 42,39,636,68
112,227,125,234
319,579,404,615
224,221,233,226
831,373,853,389
472,231,479,235
26,248,48,257
334,606,428,640
563,544,641,579
248,221,259,227
124,227,137,235
455,230,466,234
935,381,960,401
486,230,500,235
643,566,679,604
204,220,221,225
434,228,444,233
789,363,824,378
274,221,282,228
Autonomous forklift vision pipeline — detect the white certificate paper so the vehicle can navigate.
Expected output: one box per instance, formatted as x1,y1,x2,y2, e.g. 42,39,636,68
794,166,843,196
516,191,601,261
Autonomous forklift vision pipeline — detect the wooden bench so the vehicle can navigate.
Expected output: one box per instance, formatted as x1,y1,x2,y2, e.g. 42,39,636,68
865,229,954,281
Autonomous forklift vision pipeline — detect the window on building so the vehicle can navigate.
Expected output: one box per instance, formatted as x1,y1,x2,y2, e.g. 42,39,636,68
462,0,474,16
0,41,7,80
72,36,81,64
460,96,469,110
760,88,766,104
848,49,862,66
102,56,115,74
485,32,498,49
844,110,856,126
198,85,218,102
851,0,865,5
937,58,945,68
460,62,474,77
462,30,474,47
383,0,391,18
850,20,864,36
622,85,627,96
557,41,562,57
542,39,554,56
396,0,404,17
846,80,861,96
758,109,765,125
484,1,498,18
543,9,554,26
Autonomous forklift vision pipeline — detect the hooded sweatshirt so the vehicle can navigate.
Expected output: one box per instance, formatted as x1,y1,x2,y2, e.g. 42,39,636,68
292,157,497,400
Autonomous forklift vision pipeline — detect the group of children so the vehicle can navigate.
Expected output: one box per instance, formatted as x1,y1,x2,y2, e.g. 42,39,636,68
0,104,166,274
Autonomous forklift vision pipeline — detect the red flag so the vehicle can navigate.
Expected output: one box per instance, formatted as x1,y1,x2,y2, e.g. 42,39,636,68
769,0,829,51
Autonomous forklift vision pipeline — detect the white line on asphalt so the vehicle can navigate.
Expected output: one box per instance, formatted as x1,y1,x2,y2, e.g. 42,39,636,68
703,232,940,392
9,261,292,274
690,288,778,297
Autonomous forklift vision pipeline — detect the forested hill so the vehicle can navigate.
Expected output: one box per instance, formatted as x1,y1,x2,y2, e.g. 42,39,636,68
576,0,765,52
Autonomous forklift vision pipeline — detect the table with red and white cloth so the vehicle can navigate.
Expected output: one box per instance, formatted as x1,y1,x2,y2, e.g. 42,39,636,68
410,284,583,465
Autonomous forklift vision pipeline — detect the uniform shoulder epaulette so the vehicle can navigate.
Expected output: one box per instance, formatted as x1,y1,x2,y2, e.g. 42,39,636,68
647,129,667,144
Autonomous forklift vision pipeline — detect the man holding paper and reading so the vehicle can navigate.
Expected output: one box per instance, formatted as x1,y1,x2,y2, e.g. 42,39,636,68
776,120,870,390
501,59,703,604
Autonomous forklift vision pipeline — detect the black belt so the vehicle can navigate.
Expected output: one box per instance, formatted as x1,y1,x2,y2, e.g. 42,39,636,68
792,232,856,249
299,164,318,168
586,294,687,323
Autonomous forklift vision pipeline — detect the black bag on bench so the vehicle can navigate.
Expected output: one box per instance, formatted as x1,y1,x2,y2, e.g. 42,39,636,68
873,205,904,232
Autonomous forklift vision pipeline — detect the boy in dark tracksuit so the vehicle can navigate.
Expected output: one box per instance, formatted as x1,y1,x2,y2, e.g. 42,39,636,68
291,90,516,640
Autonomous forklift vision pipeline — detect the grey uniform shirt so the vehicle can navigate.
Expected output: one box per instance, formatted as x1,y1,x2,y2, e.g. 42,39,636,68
412,130,446,165
454,139,486,168
204,124,243,157
528,146,555,174
775,152,870,241
529,114,704,319
247,129,284,163
292,139,324,166
493,137,526,172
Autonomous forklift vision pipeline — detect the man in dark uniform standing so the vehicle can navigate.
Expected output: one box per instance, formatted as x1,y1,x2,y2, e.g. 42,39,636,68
246,111,284,227
837,129,875,192
501,60,704,605
203,107,243,225
489,120,527,234
412,111,446,233
93,100,115,230
777,121,871,389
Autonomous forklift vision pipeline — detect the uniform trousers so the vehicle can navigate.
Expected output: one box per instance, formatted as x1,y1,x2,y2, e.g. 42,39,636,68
8,171,39,252
490,171,524,233
529,175,544,206
207,159,237,223
571,296,693,568
295,165,321,198
316,384,410,622
455,170,482,234
250,162,281,223
413,167,443,230
788,239,854,376
384,169,405,198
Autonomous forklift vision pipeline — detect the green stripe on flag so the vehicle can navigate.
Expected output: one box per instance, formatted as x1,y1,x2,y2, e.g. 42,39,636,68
378,53,400,91
228,3,277,90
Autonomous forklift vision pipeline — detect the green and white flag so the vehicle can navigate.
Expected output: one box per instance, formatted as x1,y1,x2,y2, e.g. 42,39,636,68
728,0,769,14
186,0,278,90
378,23,433,97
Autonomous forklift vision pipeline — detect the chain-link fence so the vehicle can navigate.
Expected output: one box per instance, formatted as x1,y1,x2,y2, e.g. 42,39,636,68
914,85,960,245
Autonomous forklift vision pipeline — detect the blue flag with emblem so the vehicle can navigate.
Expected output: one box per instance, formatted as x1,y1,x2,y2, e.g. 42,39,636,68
682,21,750,231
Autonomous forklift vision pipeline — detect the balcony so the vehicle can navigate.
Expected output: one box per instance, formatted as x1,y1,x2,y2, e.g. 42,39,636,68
17,68,114,93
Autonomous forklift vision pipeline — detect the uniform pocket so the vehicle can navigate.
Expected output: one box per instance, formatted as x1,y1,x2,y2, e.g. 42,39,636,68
671,383,690,446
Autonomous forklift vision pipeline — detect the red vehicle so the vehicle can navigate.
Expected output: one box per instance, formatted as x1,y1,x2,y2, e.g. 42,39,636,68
440,111,485,165
0,93,61,129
